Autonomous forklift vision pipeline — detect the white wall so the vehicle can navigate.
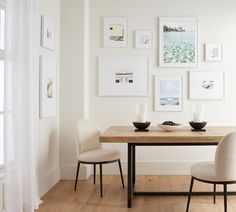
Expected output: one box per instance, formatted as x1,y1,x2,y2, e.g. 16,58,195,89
60,0,236,178
38,0,61,196
60,0,90,180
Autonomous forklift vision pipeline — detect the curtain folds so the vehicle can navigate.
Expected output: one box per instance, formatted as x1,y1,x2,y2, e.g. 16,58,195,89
4,0,40,211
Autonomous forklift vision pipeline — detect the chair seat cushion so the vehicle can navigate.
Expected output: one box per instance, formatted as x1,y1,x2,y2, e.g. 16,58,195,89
78,149,120,163
191,161,217,182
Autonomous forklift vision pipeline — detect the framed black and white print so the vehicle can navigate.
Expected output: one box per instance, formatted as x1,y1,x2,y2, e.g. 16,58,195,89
189,71,225,100
99,56,148,96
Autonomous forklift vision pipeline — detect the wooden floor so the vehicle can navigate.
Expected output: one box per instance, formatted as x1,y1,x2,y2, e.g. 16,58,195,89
36,175,236,212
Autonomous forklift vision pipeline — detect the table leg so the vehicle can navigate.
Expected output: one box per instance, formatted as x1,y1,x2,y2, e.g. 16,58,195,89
133,145,136,186
127,143,133,208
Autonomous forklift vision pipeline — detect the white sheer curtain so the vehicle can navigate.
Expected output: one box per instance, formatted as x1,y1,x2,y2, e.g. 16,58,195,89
4,0,40,211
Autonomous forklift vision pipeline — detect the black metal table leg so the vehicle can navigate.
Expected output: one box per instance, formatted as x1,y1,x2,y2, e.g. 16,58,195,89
133,145,136,186
127,143,133,208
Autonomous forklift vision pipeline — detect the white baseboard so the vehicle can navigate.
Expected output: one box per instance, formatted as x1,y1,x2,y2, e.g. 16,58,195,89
39,166,60,197
60,162,193,180
60,164,91,180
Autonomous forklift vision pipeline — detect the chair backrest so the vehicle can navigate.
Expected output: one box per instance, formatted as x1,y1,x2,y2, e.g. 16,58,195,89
75,119,102,157
215,131,236,181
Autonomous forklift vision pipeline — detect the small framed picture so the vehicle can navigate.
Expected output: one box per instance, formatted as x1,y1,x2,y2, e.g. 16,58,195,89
103,17,128,48
135,31,153,48
205,43,223,62
40,56,57,118
99,56,148,96
41,15,54,50
189,71,224,100
155,75,183,111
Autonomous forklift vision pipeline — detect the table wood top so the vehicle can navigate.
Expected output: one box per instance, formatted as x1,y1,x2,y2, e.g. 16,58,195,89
99,126,236,144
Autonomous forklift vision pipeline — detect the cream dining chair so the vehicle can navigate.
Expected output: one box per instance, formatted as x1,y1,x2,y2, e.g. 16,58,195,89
74,119,125,197
186,131,236,212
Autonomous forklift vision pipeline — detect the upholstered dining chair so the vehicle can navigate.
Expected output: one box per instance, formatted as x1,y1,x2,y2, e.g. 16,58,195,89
74,119,125,197
186,131,236,212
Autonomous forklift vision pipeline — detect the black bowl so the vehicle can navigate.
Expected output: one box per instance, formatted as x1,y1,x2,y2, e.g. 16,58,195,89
133,122,151,130
189,121,207,130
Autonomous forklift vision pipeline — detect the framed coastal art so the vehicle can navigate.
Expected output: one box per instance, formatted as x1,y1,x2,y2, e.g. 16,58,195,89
205,43,223,62
99,56,148,96
159,17,198,67
103,17,128,48
40,56,57,118
135,31,153,48
155,75,183,111
41,15,54,50
189,71,224,100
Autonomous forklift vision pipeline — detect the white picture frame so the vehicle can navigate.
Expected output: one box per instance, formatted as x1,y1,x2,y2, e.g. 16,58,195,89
159,17,198,67
103,17,128,48
135,30,153,48
189,71,225,100
205,43,223,62
155,75,183,111
41,15,54,50
99,56,148,96
40,56,57,118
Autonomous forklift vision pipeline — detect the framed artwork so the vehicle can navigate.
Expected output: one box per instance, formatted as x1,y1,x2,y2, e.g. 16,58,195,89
155,75,183,111
40,56,57,118
205,43,223,62
135,30,153,48
41,15,54,50
159,17,198,67
103,17,128,48
99,56,148,96
189,71,224,100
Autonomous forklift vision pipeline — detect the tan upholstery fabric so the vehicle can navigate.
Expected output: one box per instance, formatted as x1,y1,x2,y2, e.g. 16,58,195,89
76,119,102,155
78,149,120,163
190,161,216,181
190,131,236,182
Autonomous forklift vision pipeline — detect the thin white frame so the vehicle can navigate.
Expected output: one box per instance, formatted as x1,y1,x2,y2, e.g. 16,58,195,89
41,15,54,50
159,17,198,68
205,43,223,62
189,71,225,100
99,56,148,96
103,17,128,48
135,30,153,49
39,56,57,118
155,75,183,111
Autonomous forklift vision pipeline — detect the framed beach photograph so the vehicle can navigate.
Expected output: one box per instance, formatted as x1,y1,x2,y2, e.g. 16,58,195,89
41,15,54,50
155,75,183,111
103,17,128,48
159,17,198,67
135,31,153,48
205,43,223,62
189,71,224,100
99,56,148,96
40,56,57,118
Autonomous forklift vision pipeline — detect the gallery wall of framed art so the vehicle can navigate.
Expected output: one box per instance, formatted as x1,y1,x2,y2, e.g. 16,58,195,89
98,15,225,113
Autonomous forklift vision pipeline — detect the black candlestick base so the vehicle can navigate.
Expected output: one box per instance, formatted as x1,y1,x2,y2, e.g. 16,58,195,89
191,128,206,132
135,129,149,132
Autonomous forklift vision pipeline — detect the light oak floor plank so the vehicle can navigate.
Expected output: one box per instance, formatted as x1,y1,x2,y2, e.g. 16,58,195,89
36,175,236,212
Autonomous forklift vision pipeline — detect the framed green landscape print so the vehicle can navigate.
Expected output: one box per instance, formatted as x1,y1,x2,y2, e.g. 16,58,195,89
159,17,198,68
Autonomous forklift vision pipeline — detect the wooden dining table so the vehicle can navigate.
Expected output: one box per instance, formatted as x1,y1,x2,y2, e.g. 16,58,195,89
99,126,236,208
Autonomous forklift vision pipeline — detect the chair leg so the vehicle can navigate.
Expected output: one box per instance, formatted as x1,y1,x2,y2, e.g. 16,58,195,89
100,164,103,197
118,160,125,188
186,176,194,212
94,164,96,184
74,161,80,191
224,184,227,212
213,184,216,204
